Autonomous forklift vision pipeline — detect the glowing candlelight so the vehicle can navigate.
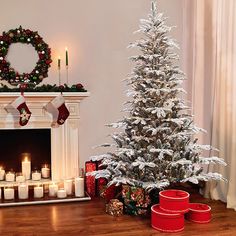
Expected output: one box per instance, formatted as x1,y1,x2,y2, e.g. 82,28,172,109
0,166,5,180
41,164,50,179
57,188,67,198
64,179,73,195
34,184,44,198
5,171,15,182
16,172,26,183
32,170,41,181
18,183,29,199
75,168,85,197
4,186,15,200
49,182,58,197
21,153,31,180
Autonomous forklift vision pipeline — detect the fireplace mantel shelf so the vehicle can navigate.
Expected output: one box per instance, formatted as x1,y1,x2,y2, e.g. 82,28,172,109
0,92,90,99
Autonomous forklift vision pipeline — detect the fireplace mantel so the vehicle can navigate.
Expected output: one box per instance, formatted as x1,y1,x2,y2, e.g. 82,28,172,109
0,92,90,98
0,92,90,181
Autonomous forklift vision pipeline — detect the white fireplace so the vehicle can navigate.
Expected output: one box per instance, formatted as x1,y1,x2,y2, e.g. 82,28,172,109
0,92,89,181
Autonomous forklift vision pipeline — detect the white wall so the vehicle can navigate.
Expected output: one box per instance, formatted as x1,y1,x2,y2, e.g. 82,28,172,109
0,0,183,166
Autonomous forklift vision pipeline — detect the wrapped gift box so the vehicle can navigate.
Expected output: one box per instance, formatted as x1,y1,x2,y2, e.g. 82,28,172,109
159,189,189,213
122,185,151,215
101,184,120,203
186,203,211,223
85,161,97,197
85,161,107,197
106,199,123,216
151,204,185,233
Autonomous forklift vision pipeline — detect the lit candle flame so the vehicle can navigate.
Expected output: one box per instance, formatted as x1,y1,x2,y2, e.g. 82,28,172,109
23,153,30,162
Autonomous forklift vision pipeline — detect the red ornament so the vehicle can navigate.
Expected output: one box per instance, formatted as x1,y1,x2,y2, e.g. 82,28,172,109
58,85,65,91
46,59,52,65
151,204,184,233
20,83,27,90
2,35,10,43
76,83,83,90
159,189,190,213
186,203,211,223
38,53,45,60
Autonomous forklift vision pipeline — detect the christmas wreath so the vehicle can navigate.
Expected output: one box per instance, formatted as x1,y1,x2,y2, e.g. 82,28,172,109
0,26,52,86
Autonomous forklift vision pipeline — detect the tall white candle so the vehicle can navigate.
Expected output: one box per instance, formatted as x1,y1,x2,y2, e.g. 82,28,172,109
22,156,31,180
34,185,44,198
4,187,14,200
5,172,15,182
0,167,5,180
64,179,73,195
32,171,41,181
57,188,67,198
75,177,84,197
18,183,28,200
49,183,58,197
41,165,50,178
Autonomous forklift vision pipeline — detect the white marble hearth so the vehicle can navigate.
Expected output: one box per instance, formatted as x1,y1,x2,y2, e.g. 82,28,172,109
0,92,90,181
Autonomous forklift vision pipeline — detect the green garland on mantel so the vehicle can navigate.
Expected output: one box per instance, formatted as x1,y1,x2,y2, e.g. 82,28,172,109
0,83,87,93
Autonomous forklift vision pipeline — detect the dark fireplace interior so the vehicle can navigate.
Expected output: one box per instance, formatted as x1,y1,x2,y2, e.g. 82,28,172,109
0,129,51,172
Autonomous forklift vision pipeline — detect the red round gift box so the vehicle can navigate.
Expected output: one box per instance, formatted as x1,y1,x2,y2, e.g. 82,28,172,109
159,189,190,213
186,203,211,223
151,204,184,233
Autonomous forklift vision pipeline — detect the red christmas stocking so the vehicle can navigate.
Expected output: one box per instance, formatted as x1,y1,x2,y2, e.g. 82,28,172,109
11,95,31,126
47,95,70,125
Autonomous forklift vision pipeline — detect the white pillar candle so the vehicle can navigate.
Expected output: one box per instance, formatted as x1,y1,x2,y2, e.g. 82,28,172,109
57,188,67,198
32,171,41,181
18,183,29,200
5,172,15,182
16,174,26,183
34,185,44,198
0,167,5,180
41,165,50,178
64,179,73,195
49,183,58,197
4,187,14,200
22,157,31,180
75,177,84,197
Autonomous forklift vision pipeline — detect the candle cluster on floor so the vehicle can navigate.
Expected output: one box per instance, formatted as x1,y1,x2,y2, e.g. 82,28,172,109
0,153,85,202
0,177,85,201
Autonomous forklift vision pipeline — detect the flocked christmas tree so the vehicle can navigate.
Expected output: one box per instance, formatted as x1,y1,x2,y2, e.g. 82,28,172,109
89,1,226,192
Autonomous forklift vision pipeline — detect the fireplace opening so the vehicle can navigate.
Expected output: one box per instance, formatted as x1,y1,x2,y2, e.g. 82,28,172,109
0,129,51,175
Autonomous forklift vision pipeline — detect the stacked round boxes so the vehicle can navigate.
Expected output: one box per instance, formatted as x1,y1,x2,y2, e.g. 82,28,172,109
151,189,212,233
186,203,212,223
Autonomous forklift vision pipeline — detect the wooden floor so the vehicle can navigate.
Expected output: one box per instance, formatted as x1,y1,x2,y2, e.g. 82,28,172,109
0,195,235,236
